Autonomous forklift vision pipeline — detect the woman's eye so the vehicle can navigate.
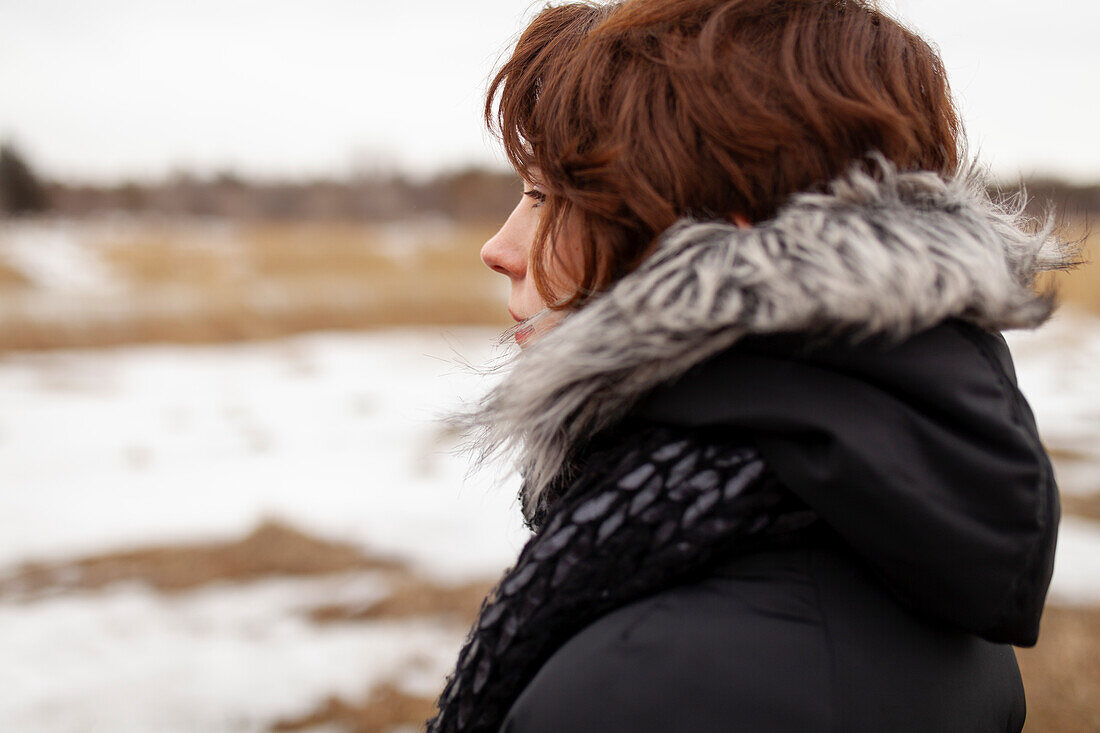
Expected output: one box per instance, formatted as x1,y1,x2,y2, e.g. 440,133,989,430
523,189,547,207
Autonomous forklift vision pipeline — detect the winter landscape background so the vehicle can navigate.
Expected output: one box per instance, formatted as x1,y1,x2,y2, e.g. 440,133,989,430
1,203,1098,733
2,0,1099,730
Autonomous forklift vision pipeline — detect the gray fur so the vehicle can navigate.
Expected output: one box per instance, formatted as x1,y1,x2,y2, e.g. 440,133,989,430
453,157,1081,524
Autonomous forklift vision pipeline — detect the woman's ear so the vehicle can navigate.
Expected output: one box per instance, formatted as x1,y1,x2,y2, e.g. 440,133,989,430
732,214,752,230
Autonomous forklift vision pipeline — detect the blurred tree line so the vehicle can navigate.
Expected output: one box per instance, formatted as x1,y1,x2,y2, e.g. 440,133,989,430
1,141,1098,222
0,143,521,222
41,168,522,222
0,144,49,215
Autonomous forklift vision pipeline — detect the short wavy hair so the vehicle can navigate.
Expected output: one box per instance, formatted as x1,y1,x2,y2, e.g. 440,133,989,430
486,0,962,309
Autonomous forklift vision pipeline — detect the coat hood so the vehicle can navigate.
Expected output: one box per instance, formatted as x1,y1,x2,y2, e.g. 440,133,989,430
455,157,1078,644
629,322,1059,645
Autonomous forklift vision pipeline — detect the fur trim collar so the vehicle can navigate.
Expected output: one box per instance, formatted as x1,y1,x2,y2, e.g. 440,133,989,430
457,157,1079,524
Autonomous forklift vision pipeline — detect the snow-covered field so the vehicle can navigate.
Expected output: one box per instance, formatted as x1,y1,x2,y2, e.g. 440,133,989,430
0,326,530,731
0,327,529,576
1003,310,1100,607
0,313,1097,731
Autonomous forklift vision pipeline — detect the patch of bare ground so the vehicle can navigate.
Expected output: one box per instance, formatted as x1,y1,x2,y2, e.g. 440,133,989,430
0,292,508,352
269,683,437,733
0,259,31,288
1018,605,1100,732
1046,446,1097,463
1042,223,1099,315
309,576,494,625
1061,493,1100,522
0,520,406,599
0,220,511,352
0,218,1094,352
0,518,496,732
2,516,1096,732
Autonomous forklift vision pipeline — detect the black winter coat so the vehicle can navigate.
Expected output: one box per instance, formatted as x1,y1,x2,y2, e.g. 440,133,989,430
500,320,1050,732
435,162,1074,732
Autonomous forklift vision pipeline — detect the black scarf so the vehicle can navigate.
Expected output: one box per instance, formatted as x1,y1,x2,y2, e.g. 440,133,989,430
426,421,825,732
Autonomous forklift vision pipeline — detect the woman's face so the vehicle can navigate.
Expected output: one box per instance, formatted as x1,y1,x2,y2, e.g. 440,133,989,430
480,177,578,347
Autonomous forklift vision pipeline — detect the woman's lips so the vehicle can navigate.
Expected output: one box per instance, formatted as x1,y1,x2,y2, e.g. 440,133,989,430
509,309,534,345
514,324,535,345
508,305,539,345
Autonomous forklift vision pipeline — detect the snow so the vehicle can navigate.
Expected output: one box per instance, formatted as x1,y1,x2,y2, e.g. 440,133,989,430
0,313,1096,730
1049,516,1100,607
0,221,121,294
1003,308,1100,495
0,574,465,732
0,327,531,579
0,326,527,730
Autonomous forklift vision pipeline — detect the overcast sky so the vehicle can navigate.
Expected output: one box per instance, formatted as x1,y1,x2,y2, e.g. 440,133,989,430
2,0,1097,183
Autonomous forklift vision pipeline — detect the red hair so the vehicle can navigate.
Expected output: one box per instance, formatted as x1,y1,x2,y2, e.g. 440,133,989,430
486,0,961,308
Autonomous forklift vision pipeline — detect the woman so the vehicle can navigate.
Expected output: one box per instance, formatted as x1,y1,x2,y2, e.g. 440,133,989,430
429,0,1077,730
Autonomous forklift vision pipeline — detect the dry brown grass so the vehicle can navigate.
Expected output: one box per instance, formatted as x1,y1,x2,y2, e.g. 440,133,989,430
1061,493,1100,522
102,241,237,286
98,220,498,286
309,577,494,625
0,258,31,288
0,217,1096,352
1018,606,1100,732
1043,222,1100,315
243,222,432,279
0,520,404,599
0,291,506,351
0,219,510,352
1,517,1097,731
0,518,481,732
269,683,437,733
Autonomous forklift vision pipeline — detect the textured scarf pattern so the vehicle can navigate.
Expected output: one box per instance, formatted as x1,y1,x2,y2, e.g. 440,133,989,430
427,423,824,732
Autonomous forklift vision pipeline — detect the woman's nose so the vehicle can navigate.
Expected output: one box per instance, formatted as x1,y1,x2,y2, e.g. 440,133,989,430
480,231,526,279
